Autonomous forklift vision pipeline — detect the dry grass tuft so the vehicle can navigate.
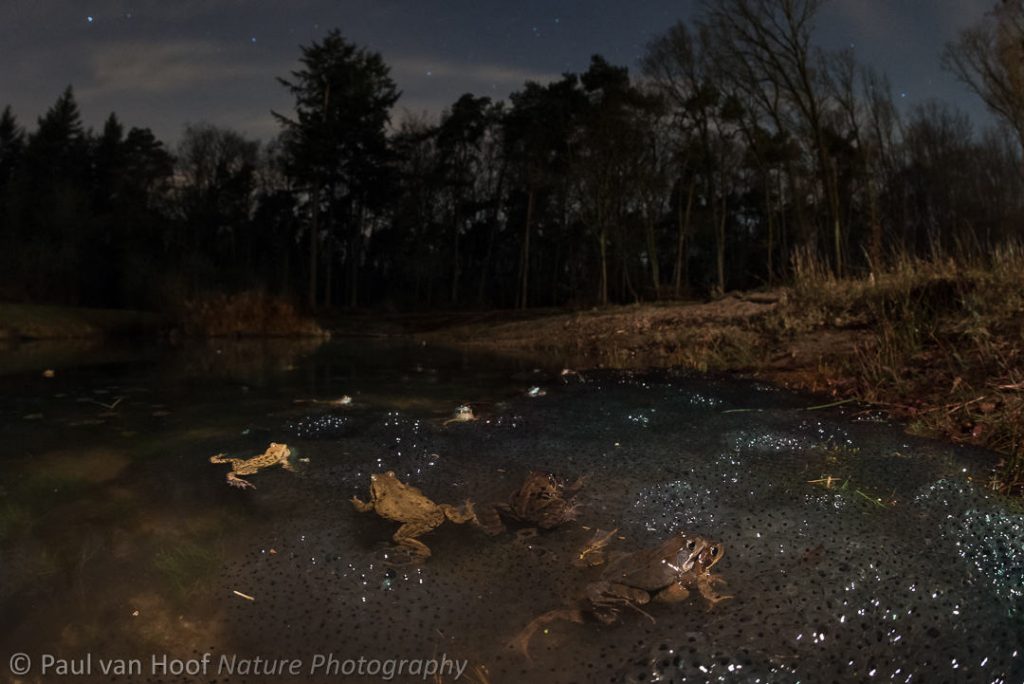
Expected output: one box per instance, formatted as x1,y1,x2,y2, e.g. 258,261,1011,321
788,246,1024,494
176,291,326,338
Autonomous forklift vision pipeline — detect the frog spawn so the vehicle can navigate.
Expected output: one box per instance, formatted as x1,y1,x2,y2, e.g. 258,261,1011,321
142,372,1023,683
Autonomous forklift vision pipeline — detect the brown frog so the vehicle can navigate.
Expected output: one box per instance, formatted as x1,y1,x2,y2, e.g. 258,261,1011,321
476,472,583,536
512,531,730,658
209,442,294,489
351,471,476,562
587,532,731,621
442,404,477,427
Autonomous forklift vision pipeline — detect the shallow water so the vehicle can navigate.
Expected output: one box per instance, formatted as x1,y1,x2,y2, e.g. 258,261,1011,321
1,339,1022,684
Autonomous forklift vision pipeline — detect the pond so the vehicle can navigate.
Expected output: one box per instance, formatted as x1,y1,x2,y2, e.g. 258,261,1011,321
1,338,1021,683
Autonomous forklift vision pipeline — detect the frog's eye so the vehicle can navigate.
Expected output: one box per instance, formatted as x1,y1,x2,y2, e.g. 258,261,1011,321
686,540,696,550
709,546,719,556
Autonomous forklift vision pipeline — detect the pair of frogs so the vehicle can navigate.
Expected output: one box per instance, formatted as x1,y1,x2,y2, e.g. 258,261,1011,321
511,528,729,658
351,470,581,560
349,469,730,658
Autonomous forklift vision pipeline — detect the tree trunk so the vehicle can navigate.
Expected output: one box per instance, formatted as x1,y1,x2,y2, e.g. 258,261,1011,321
323,238,332,309
673,180,695,297
812,128,842,277
716,194,727,294
598,226,608,306
764,172,774,287
623,248,639,303
867,176,882,271
308,184,319,310
477,165,505,306
451,207,460,305
517,188,534,309
477,219,497,306
829,157,843,278
645,214,659,297
347,204,363,308
777,169,788,277
786,160,810,254
281,231,290,297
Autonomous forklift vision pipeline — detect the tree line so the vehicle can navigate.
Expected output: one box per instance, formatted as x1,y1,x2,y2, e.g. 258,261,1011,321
1,0,1022,312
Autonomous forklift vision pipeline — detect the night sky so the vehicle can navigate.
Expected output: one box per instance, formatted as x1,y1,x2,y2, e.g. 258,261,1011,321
0,0,996,145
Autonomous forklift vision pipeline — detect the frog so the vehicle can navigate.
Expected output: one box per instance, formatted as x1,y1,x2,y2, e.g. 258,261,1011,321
209,442,294,489
474,472,583,537
351,471,476,562
587,532,731,623
511,531,730,658
442,404,477,427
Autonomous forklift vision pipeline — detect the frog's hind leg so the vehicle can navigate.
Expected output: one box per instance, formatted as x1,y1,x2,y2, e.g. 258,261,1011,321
226,472,255,489
440,500,477,525
470,503,505,536
654,581,691,604
697,574,733,606
388,522,434,564
586,581,655,624
509,607,584,661
209,454,240,465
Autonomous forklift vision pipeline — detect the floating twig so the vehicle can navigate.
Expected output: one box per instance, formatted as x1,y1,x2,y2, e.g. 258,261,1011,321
802,398,857,411
87,396,124,410
853,489,888,508
232,590,255,601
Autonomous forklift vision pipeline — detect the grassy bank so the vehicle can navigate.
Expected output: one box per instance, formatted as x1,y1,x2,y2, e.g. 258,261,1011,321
426,249,1024,494
0,303,162,340
0,292,326,341
787,248,1024,495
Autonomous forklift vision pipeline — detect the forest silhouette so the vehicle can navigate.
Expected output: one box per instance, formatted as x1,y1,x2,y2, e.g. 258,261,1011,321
1,1,1021,313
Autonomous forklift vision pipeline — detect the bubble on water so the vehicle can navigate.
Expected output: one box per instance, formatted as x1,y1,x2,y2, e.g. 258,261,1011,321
730,429,810,454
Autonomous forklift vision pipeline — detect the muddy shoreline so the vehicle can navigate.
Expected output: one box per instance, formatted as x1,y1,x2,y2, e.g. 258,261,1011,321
5,271,1021,491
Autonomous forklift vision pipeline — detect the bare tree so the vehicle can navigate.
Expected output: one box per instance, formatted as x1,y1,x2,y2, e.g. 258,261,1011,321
944,1,1024,158
860,66,903,267
704,0,845,275
641,22,708,296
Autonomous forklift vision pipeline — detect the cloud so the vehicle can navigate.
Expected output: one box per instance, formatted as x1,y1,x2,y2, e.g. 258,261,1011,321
389,55,561,90
830,0,990,44
80,39,275,99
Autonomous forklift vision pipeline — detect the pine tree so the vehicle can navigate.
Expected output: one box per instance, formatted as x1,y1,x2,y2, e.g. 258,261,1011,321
275,30,400,308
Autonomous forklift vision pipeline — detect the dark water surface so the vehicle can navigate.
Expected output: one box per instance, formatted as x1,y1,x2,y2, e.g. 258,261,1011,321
1,339,1022,684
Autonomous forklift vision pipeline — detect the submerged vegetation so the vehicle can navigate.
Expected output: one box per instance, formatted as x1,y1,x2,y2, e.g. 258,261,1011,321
0,501,30,542
152,542,222,600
